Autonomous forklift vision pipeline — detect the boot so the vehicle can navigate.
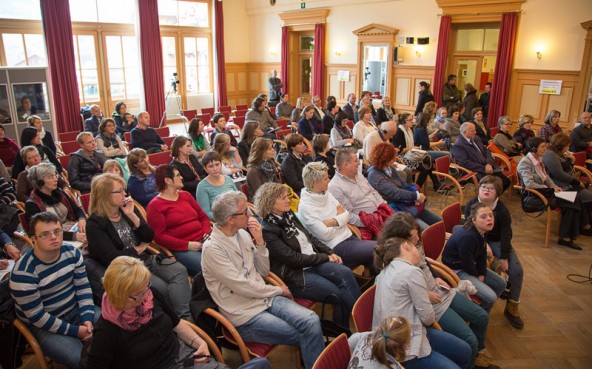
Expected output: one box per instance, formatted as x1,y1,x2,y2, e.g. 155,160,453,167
475,349,501,369
504,299,524,329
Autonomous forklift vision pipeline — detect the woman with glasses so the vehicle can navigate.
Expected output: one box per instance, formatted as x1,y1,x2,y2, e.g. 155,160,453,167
493,116,523,163
16,146,68,202
95,118,128,158
465,176,525,329
444,106,462,144
25,163,87,244
442,202,506,312
539,110,563,143
87,256,270,369
147,165,210,275
196,151,238,221
255,182,360,329
169,136,207,199
86,173,192,319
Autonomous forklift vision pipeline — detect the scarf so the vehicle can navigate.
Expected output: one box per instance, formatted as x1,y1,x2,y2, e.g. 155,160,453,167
101,290,154,331
255,160,278,181
526,152,548,183
383,106,394,121
333,123,353,139
192,134,206,152
38,128,46,140
264,211,299,239
398,125,414,149
176,157,200,181
97,132,120,149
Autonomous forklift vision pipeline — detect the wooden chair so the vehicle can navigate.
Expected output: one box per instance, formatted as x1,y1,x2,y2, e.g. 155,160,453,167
433,156,476,206
162,136,175,148
489,126,499,138
183,320,226,364
13,319,50,369
302,137,313,155
80,193,91,215
59,131,80,142
57,155,71,182
234,110,247,118
182,109,197,121
196,113,211,125
275,129,293,141
421,221,447,260
351,284,376,333
311,333,351,369
441,202,462,236
235,104,248,111
233,116,246,129
148,151,172,166
201,107,215,116
573,151,592,184
155,126,170,138
275,119,289,130
269,106,276,116
124,132,131,143
426,258,482,305
60,140,80,155
219,106,232,114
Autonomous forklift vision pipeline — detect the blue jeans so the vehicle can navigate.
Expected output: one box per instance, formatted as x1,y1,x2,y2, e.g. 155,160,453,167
403,327,472,369
427,150,452,162
438,293,489,365
489,241,523,302
148,258,192,319
456,269,505,311
172,250,202,275
235,296,324,369
333,236,376,272
292,262,361,327
416,208,443,230
29,305,101,369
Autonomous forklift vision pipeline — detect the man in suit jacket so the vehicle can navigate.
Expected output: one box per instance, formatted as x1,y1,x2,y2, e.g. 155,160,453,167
451,122,510,192
268,69,283,104
342,93,358,121
84,104,102,136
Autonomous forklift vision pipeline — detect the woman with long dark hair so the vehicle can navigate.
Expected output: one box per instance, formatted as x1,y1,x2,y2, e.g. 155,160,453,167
11,126,62,179
187,117,211,158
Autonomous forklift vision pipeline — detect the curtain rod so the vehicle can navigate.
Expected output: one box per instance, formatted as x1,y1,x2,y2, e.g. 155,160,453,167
438,9,523,16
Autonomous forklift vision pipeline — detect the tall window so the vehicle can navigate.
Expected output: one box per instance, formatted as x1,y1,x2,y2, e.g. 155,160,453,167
73,34,100,104
105,35,141,101
162,36,178,94
184,37,210,94
2,33,47,66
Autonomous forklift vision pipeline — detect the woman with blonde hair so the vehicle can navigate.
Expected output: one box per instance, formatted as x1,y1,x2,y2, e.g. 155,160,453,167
291,96,308,123
103,159,127,180
348,316,410,369
212,133,244,179
86,173,192,319
246,137,280,199
376,96,396,125
513,114,535,153
353,106,377,144
127,148,158,207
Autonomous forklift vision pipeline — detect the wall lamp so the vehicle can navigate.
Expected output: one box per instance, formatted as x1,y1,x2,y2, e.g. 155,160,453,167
536,51,542,60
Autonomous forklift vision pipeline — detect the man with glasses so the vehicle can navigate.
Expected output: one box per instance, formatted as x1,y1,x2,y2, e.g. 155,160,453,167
10,212,100,369
202,191,325,369
68,132,107,194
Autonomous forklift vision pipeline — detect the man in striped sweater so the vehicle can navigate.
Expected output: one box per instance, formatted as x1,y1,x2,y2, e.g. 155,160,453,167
10,212,99,369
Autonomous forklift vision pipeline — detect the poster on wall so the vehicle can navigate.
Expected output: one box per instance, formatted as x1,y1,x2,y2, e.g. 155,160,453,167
337,70,350,82
12,83,50,122
539,80,562,95
0,85,11,124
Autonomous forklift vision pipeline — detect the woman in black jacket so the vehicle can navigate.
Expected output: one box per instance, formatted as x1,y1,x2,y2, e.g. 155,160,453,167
11,126,62,179
375,96,396,125
169,136,207,198
280,133,312,195
255,182,360,328
85,173,192,319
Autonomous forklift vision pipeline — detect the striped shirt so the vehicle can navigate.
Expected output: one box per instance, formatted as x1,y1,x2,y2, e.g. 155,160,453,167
10,244,94,337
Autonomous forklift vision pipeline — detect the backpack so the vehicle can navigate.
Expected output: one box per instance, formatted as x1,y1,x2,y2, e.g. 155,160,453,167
80,105,92,121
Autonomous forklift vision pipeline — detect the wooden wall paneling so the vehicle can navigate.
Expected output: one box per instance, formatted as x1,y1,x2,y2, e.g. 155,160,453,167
325,64,358,105
391,65,435,114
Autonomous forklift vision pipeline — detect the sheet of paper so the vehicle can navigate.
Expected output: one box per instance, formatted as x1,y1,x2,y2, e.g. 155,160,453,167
0,259,15,280
554,191,577,203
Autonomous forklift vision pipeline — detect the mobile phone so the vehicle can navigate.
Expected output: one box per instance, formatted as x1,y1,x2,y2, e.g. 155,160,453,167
439,284,450,291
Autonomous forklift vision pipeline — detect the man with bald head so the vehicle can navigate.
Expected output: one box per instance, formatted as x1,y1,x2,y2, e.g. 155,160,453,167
570,112,592,158
130,112,168,153
362,120,397,161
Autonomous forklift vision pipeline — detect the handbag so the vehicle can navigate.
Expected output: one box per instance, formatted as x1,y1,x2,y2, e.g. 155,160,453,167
402,149,432,170
520,187,556,214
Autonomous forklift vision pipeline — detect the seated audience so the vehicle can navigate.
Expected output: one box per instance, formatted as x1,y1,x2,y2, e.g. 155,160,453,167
342,93,357,121
169,136,207,198
311,95,325,122
0,123,21,168
291,96,308,123
363,120,397,162
202,191,324,369
111,101,137,138
147,165,210,275
432,107,448,134
465,176,525,328
297,162,376,272
246,137,280,199
451,123,511,192
353,106,377,144
86,256,271,369
0,228,20,263
538,110,563,143
444,105,462,144
298,105,321,141
197,152,238,221
276,93,293,119
187,117,211,158
10,212,100,369
28,115,57,155
322,101,339,135
312,134,335,178
373,236,472,369
513,114,535,154
330,111,357,149
127,148,159,207
518,137,587,249
25,163,87,244
212,133,244,179
210,113,238,147
11,126,62,179
68,132,107,194
493,116,522,162
238,120,265,164
442,203,506,312
246,96,278,137
84,104,103,136
380,212,495,368
86,173,191,319
413,108,451,162
569,111,592,157
356,95,376,123
95,118,128,158
130,112,168,153
16,146,42,202
348,316,410,369
255,182,361,328
103,159,127,180
281,133,312,195
375,96,396,125
367,143,442,230
0,176,18,240
470,108,491,145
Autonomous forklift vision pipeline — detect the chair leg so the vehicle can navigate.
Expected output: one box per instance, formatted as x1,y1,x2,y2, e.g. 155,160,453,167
545,208,552,248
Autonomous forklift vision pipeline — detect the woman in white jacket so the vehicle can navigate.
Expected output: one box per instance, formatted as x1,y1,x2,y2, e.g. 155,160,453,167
297,161,376,273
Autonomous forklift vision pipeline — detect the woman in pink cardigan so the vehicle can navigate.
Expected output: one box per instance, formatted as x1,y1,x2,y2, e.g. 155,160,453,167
146,164,210,275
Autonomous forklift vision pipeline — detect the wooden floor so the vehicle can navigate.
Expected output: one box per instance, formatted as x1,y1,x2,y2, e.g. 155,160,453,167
16,134,592,368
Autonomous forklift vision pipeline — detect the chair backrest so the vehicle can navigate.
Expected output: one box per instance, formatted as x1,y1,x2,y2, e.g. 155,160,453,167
489,126,499,138
201,107,215,116
162,136,175,147
345,120,354,130
234,110,247,118
352,284,376,333
270,106,276,116
80,193,91,214
155,126,170,138
61,140,80,155
58,154,71,169
311,333,351,369
59,131,80,142
235,104,248,111
421,221,447,260
124,132,131,143
275,119,289,130
233,116,246,129
573,151,586,167
275,129,293,140
148,151,172,166
441,202,462,234
219,106,231,114
196,113,211,125
18,213,31,236
434,155,451,173
182,109,197,121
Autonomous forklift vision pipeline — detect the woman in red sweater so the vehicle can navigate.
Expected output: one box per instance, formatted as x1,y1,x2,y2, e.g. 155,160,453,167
0,124,20,167
146,164,211,275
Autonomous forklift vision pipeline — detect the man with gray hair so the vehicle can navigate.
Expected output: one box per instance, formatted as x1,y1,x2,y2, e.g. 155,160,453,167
570,111,592,158
201,191,324,369
451,122,510,191
130,112,168,153
362,120,397,162
83,104,102,136
68,132,106,194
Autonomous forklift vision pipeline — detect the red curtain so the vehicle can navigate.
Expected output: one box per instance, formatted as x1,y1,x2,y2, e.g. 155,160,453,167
40,0,81,133
488,12,518,127
214,0,227,108
281,26,289,95
138,0,165,127
312,23,325,100
432,16,451,108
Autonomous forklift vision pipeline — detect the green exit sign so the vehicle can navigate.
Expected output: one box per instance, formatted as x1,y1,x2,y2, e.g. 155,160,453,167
301,2,305,9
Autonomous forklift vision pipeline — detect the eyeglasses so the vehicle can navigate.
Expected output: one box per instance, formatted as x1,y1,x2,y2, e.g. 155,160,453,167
111,188,126,194
231,208,250,217
129,281,152,301
480,186,496,192
35,229,63,240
